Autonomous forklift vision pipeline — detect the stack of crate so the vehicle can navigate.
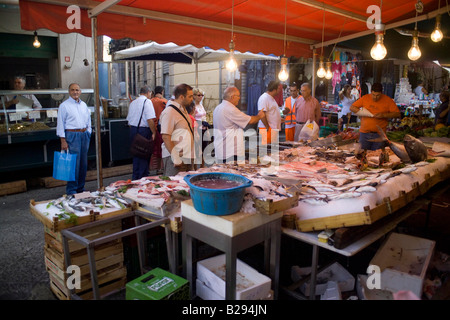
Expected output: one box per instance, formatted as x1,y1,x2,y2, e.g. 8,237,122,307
43,220,127,300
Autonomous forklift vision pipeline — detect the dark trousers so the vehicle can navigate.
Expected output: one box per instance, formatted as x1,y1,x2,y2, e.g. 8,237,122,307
130,126,152,180
65,130,91,195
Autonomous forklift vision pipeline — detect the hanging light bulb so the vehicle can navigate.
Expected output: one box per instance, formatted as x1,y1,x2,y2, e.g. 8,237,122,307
325,61,332,80
33,31,41,48
408,29,421,61
370,23,387,61
316,57,326,78
431,14,443,42
226,40,237,72
278,0,289,82
278,56,289,81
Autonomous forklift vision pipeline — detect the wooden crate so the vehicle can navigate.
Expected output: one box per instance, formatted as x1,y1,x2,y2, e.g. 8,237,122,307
137,205,183,233
0,180,27,196
48,268,127,300
254,192,299,215
43,220,127,299
30,199,95,232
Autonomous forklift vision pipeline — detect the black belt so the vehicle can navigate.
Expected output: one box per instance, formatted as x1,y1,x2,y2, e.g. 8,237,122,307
296,121,305,124
66,128,87,132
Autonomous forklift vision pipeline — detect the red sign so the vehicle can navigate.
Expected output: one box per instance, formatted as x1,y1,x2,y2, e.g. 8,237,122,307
65,56,70,62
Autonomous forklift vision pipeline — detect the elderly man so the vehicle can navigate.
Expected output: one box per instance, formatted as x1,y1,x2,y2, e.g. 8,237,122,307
159,83,195,176
213,86,265,163
56,83,92,195
3,76,43,110
126,86,157,180
293,82,321,141
350,82,400,151
258,80,282,145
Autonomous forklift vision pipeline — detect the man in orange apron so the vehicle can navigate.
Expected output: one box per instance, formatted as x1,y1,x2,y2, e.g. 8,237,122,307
282,82,301,141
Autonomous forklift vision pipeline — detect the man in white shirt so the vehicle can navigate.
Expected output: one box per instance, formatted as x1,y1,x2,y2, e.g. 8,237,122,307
126,86,157,180
414,80,428,97
213,86,265,163
56,83,92,195
258,80,282,145
3,76,43,110
159,83,195,176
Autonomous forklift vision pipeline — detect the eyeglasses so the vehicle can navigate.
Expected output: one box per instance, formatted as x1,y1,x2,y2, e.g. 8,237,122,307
195,94,204,97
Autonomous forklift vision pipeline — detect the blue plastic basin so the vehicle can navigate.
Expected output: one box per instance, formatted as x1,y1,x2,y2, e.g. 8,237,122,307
184,172,253,216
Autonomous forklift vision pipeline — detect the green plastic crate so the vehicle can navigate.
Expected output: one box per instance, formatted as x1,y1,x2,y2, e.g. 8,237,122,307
319,125,338,137
126,268,189,300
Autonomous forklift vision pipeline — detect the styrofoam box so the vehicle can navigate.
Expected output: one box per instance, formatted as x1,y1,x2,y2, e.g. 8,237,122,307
196,279,274,300
369,232,435,298
197,254,271,300
301,262,355,297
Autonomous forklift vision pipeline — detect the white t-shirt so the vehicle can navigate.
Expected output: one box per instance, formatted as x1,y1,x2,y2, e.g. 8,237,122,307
126,95,156,127
257,92,281,130
159,101,194,164
414,86,424,97
338,95,356,118
213,100,251,160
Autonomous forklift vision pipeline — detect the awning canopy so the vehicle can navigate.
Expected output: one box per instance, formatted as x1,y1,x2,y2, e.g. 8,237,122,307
19,0,446,59
113,41,279,63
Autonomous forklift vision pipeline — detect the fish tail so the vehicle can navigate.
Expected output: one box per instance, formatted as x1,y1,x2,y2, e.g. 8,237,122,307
368,125,389,143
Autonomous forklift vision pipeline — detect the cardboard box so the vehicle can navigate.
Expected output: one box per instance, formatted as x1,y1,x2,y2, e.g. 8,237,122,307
197,254,271,300
301,262,355,297
369,232,435,298
126,268,189,300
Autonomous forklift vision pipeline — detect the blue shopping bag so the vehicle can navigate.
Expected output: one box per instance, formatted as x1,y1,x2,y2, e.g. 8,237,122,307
53,150,77,181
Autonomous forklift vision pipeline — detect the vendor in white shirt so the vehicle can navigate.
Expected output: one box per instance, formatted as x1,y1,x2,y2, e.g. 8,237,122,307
3,76,43,110
213,86,265,163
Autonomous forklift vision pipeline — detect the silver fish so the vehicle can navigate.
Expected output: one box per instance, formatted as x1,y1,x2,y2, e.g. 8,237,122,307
356,186,377,193
399,166,417,174
403,134,428,163
371,125,411,163
414,161,429,167
328,191,362,200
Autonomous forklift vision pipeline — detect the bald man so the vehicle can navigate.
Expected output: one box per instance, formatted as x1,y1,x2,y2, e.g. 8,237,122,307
213,86,265,163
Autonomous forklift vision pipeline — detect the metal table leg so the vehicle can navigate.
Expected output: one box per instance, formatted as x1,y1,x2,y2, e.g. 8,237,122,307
310,244,319,300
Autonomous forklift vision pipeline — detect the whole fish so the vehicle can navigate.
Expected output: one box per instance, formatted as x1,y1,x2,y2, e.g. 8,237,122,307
302,198,328,205
328,191,362,200
356,186,377,193
371,125,411,163
403,134,428,163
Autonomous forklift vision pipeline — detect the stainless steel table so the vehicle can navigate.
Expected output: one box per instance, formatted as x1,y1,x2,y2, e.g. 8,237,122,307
181,200,282,300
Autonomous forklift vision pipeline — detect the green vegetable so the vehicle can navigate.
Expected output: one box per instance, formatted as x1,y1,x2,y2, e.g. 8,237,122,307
159,176,171,181
426,158,437,163
154,184,161,188
118,185,128,193
177,190,190,197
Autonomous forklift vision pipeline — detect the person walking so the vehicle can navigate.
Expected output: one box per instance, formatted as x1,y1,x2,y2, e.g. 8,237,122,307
213,86,265,163
126,86,157,180
150,85,167,172
56,83,91,195
338,84,357,131
159,83,195,176
258,80,282,145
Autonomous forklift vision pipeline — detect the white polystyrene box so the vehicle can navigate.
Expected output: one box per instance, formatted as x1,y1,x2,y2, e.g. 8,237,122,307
369,232,435,298
197,254,271,300
301,262,355,296
196,279,274,300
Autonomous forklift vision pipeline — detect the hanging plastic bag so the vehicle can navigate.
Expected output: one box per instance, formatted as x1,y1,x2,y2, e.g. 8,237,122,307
297,120,320,142
53,150,77,181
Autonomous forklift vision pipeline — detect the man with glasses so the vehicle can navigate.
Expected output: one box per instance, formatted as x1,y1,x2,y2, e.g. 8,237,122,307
281,82,301,141
213,86,265,163
293,82,321,141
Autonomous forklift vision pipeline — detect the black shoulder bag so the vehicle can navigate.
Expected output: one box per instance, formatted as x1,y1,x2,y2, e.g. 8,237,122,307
129,99,154,159
168,104,194,137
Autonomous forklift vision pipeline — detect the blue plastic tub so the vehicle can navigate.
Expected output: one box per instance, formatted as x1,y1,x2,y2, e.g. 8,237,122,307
183,173,253,216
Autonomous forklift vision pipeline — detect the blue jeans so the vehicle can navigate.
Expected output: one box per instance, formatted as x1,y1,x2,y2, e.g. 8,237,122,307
359,132,386,151
65,130,91,195
130,126,152,180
